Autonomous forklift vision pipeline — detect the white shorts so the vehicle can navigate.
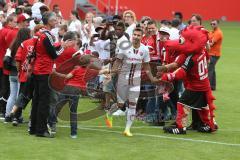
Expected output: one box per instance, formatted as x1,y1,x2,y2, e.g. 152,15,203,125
116,82,140,104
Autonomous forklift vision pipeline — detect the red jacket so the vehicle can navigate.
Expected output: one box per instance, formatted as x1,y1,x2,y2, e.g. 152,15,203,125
15,38,36,82
33,29,63,75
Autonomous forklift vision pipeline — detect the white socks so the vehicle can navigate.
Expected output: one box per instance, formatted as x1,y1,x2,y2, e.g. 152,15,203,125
125,106,136,132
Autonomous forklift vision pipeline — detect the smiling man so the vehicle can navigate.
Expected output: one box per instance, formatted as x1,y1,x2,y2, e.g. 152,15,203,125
105,28,158,136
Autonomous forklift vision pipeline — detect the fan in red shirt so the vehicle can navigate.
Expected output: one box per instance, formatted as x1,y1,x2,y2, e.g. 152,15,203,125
0,14,17,116
15,38,36,82
30,12,64,138
160,25,217,134
48,31,78,94
141,20,158,62
4,13,31,76
9,25,45,121
62,66,87,93
50,56,110,138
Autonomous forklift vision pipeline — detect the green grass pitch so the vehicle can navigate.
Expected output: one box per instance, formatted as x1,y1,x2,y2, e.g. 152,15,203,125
0,22,240,160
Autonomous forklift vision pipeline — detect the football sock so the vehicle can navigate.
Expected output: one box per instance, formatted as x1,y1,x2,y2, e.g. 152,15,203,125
125,106,136,132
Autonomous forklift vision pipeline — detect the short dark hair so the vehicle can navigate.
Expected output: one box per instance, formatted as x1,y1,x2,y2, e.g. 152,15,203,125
191,14,202,25
171,18,180,28
24,7,32,16
40,5,49,13
16,7,24,15
174,12,183,19
63,31,77,41
59,24,68,32
160,19,171,26
71,10,80,20
113,15,122,21
91,51,99,58
116,21,125,30
133,27,144,35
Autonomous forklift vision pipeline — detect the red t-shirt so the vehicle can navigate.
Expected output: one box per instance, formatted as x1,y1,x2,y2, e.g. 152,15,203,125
183,50,211,91
0,26,12,68
2,27,18,75
66,66,87,89
141,35,158,61
15,39,35,82
55,47,77,68
5,28,19,48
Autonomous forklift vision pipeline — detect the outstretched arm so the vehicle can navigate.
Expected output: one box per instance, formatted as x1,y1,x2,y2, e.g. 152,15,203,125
143,62,158,83
161,67,187,82
111,58,123,75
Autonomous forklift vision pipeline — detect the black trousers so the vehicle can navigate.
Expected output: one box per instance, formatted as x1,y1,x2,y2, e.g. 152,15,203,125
16,75,34,109
0,70,10,115
30,74,51,134
208,56,220,90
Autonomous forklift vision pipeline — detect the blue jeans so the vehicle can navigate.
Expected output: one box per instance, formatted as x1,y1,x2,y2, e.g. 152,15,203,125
6,76,20,117
56,90,80,136
48,90,59,127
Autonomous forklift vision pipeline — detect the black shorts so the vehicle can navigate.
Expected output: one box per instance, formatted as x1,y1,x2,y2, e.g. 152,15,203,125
178,90,207,109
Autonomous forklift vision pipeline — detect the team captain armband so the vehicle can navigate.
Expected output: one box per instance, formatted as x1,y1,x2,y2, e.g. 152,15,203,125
181,54,194,71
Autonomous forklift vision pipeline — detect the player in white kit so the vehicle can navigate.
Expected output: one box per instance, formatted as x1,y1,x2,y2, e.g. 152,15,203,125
106,28,158,136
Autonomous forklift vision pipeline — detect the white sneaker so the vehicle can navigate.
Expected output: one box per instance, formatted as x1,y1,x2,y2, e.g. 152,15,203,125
112,109,126,116
71,135,77,139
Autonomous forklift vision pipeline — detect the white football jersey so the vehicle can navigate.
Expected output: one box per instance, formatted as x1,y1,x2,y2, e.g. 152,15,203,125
117,43,150,86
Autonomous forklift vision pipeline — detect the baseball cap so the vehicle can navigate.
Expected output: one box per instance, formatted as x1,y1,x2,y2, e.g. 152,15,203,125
159,26,170,35
17,13,31,23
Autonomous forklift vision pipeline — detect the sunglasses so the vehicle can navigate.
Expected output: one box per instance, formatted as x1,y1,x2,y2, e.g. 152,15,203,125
124,15,133,18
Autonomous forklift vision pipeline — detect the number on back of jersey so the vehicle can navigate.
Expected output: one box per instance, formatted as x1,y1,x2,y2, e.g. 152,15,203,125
198,56,208,80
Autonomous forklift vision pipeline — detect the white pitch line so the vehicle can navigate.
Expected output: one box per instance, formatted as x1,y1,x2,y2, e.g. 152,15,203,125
59,125,240,147
60,125,240,132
